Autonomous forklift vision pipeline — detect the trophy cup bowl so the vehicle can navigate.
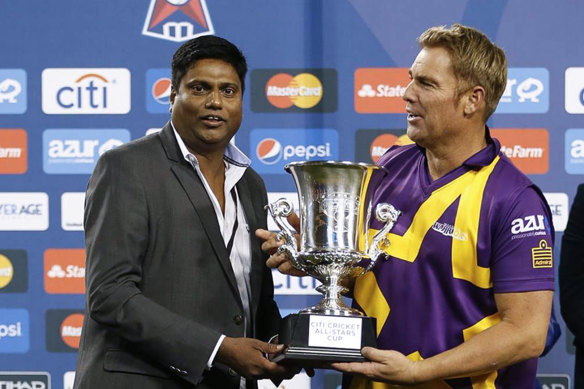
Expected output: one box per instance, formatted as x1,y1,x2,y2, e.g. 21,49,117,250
267,161,400,364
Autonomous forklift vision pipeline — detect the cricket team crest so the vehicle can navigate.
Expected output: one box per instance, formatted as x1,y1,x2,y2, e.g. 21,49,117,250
142,0,214,42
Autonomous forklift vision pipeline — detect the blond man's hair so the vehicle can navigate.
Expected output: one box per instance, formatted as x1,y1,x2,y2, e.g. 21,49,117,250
418,24,507,121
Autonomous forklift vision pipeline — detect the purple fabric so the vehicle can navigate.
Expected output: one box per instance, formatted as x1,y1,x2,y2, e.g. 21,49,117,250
353,131,554,388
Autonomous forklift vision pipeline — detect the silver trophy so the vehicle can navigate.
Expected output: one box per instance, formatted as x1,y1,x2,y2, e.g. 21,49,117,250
267,161,400,363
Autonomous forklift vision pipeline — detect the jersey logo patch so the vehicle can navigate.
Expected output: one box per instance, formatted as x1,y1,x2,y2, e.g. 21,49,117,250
532,240,553,268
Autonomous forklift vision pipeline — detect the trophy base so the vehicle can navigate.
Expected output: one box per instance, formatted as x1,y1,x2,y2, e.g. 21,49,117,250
272,313,377,366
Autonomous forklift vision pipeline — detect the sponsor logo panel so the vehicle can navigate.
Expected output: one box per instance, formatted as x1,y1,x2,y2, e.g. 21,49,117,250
0,309,30,353
565,128,584,174
250,129,339,174
0,129,27,174
0,372,50,389
43,129,130,174
61,192,85,231
142,0,214,42
537,374,570,389
543,192,568,232
44,249,85,294
45,309,84,352
491,128,549,174
354,68,409,113
565,67,584,114
146,68,171,113
0,250,28,293
64,371,75,389
42,68,131,114
0,69,27,114
251,69,337,113
495,68,549,113
0,192,49,231
532,239,553,268
258,372,311,389
354,129,410,163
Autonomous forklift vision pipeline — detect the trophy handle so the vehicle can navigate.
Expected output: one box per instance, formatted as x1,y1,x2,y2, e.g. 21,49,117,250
265,198,300,267
365,203,401,272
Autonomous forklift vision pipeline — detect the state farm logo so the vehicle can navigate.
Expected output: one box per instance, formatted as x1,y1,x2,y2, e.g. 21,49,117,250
46,309,84,352
491,128,549,174
42,68,131,114
266,73,323,109
0,373,50,389
0,192,48,231
44,249,85,294
0,250,27,293
0,129,27,174
251,69,337,113
354,68,409,113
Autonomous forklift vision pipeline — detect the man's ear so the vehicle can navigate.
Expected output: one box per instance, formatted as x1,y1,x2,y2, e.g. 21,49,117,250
169,86,176,114
463,85,486,116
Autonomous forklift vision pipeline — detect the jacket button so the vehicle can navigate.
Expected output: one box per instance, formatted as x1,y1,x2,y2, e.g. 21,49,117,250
233,314,243,325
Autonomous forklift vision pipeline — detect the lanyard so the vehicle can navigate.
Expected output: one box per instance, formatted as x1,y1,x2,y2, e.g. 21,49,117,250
226,188,238,256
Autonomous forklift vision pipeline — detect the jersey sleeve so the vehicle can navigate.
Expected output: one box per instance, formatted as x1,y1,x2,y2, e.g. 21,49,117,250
490,185,555,293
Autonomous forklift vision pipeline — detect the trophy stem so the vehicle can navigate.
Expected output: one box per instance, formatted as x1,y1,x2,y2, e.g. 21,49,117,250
300,275,363,316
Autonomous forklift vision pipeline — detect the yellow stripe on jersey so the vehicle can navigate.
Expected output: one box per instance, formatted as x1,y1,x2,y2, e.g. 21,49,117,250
354,272,389,335
463,313,502,388
366,156,500,288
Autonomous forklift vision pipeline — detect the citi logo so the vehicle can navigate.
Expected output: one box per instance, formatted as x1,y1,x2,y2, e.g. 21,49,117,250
511,215,547,235
566,68,584,114
256,138,332,165
42,68,131,114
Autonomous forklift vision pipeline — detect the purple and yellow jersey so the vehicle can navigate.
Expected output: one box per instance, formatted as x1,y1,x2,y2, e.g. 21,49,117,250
348,134,555,389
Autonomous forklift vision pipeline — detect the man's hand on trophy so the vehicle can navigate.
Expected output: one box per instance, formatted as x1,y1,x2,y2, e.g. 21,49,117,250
216,337,300,380
255,212,307,277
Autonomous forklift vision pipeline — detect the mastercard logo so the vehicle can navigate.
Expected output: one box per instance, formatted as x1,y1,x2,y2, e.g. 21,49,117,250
256,138,282,165
369,133,413,162
265,73,323,109
0,254,14,289
60,313,84,349
152,77,171,104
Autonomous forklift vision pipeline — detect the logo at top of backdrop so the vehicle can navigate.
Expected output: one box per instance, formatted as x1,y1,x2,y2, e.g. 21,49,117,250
143,0,214,42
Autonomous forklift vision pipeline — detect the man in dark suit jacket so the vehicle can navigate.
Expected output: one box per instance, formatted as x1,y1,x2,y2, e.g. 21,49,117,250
560,183,584,389
73,35,293,389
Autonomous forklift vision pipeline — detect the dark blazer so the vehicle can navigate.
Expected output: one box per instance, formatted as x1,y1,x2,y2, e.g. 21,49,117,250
560,183,584,389
73,123,281,389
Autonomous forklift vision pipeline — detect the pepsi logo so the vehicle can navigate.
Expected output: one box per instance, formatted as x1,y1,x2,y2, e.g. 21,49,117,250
256,138,282,165
152,77,171,104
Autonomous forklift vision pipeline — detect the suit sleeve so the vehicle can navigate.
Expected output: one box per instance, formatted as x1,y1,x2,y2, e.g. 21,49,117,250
84,151,221,386
560,184,584,347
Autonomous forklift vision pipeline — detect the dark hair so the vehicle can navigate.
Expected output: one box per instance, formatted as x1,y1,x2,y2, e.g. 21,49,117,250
171,35,247,93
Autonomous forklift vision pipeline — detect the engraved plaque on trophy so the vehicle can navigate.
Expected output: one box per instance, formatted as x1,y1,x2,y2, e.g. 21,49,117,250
267,161,400,364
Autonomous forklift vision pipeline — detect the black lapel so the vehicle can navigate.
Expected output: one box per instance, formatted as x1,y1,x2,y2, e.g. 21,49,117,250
236,174,263,316
159,123,242,307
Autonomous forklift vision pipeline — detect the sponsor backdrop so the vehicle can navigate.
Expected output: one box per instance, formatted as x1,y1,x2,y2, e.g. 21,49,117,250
0,1,581,388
